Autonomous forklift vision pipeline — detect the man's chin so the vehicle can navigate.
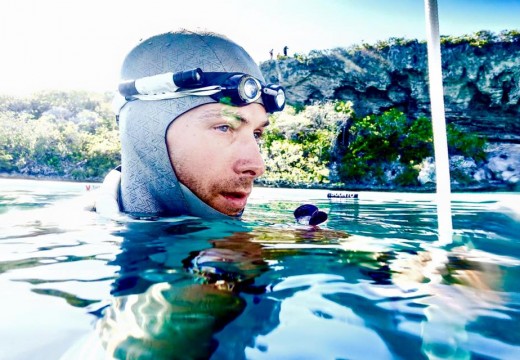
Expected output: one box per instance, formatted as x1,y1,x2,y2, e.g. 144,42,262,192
211,193,249,216
210,204,244,217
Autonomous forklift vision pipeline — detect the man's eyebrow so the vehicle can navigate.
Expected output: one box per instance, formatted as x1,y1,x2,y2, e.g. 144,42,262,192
230,113,270,128
200,109,270,127
199,109,223,121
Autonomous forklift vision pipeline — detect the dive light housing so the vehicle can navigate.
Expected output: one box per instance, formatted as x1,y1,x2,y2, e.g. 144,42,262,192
119,68,204,98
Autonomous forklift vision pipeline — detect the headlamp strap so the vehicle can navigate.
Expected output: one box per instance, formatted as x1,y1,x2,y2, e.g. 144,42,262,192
114,71,278,116
201,72,245,86
130,85,222,101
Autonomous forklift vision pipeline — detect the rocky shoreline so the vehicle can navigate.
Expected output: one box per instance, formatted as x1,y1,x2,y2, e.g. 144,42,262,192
255,179,513,193
260,36,520,193
2,169,514,193
2,141,518,193
0,172,88,183
260,38,520,143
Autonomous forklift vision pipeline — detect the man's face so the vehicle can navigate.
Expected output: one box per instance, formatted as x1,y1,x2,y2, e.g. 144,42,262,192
166,103,269,216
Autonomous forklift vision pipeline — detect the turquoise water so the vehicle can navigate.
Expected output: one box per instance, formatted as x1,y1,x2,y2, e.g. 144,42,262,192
0,178,519,359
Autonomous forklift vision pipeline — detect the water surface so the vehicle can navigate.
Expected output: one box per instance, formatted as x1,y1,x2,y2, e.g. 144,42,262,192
0,179,519,359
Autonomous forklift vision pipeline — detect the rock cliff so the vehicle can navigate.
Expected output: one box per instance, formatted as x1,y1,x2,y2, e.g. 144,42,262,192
260,35,520,190
260,39,520,143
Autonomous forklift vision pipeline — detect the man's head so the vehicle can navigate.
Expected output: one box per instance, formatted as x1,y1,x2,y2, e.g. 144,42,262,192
167,102,268,216
117,29,279,218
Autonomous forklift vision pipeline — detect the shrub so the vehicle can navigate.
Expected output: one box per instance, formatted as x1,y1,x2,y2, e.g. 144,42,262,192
260,102,349,184
339,108,487,186
440,30,502,48
446,124,486,162
0,91,120,181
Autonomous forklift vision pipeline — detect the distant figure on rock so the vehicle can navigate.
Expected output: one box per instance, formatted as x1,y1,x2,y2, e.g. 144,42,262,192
283,45,289,57
269,49,273,60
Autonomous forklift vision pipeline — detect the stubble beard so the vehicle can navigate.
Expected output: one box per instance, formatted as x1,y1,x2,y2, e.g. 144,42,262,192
177,168,254,216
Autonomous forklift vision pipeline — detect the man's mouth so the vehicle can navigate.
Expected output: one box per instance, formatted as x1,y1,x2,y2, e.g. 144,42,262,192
220,191,250,210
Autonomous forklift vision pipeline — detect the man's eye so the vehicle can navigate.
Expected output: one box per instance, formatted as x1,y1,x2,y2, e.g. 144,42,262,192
215,125,230,132
254,131,263,140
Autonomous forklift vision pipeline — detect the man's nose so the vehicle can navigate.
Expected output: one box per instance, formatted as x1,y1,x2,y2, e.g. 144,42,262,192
233,135,265,178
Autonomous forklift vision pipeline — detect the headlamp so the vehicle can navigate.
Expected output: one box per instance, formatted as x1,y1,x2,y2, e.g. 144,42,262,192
262,85,286,113
214,74,262,106
116,68,286,115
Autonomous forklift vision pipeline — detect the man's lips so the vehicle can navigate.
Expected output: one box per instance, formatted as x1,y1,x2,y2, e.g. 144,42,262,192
220,191,250,210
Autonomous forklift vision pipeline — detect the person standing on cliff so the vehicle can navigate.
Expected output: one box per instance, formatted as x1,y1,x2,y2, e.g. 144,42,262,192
96,29,286,220
283,45,289,57
269,48,274,60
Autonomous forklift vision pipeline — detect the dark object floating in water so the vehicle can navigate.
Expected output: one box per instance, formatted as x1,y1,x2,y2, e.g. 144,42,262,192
294,204,328,226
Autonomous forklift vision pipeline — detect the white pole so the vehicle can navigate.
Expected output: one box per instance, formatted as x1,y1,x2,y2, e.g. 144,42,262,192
424,0,453,244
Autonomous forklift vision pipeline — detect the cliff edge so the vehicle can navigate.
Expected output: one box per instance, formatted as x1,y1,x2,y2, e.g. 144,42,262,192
261,36,519,143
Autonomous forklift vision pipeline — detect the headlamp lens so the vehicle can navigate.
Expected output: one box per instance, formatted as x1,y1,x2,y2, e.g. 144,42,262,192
275,89,286,108
239,76,261,102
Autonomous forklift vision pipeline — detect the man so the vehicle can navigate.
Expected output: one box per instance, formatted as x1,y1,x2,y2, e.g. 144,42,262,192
97,29,285,220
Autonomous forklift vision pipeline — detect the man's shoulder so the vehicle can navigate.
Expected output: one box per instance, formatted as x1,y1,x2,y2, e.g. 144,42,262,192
95,167,123,219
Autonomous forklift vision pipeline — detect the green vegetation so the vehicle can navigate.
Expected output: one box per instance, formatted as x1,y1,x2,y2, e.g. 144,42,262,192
260,102,349,185
440,29,520,48
344,30,520,53
261,101,487,188
338,109,430,186
0,91,487,188
292,53,308,63
0,91,119,181
351,37,419,52
337,107,486,186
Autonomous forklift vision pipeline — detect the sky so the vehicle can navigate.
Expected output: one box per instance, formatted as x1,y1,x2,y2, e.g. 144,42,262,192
1,0,519,95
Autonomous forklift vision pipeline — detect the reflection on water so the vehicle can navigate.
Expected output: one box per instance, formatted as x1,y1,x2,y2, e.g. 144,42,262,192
0,179,519,359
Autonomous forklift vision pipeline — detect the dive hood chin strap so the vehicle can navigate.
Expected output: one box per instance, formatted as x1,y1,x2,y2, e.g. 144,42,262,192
179,183,243,220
